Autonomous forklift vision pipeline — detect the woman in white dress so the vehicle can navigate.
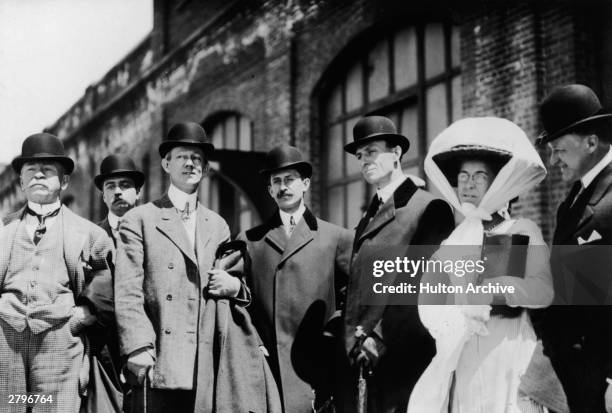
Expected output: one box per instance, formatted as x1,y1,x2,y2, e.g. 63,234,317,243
407,117,567,413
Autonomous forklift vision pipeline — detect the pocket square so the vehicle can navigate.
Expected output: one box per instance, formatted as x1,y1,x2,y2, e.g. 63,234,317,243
577,230,602,245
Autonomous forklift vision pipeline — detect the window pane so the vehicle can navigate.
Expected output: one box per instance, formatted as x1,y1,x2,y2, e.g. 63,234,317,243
328,186,344,226
394,27,418,90
346,62,363,112
367,40,390,102
425,23,445,79
347,180,366,229
211,124,223,148
426,83,448,144
452,75,462,121
326,84,343,121
399,105,419,163
327,123,344,181
239,116,252,150
451,26,460,67
224,116,238,150
345,117,362,176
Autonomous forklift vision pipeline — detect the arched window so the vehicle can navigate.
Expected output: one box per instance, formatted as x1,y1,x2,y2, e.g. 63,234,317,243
202,112,259,235
320,22,461,228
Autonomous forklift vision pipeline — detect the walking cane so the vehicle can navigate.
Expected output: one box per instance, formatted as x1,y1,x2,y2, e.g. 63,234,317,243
354,326,368,413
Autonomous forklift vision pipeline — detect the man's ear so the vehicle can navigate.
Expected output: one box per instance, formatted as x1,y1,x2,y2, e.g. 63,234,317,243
267,185,274,198
161,158,170,173
585,134,600,153
60,174,70,191
302,177,311,192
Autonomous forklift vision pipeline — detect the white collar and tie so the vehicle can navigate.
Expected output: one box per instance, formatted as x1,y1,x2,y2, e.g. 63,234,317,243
24,199,61,244
107,211,121,238
570,145,612,206
168,184,199,247
279,201,306,237
376,174,408,203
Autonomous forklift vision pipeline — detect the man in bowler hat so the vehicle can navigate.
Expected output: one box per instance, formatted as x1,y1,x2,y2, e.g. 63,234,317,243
238,144,353,412
95,154,145,246
114,122,250,412
535,84,612,413
339,116,454,412
0,133,114,412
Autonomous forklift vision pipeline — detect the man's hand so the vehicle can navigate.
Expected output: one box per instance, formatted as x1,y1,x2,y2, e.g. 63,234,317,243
207,269,240,297
605,382,612,413
72,305,97,327
355,336,386,371
126,349,155,385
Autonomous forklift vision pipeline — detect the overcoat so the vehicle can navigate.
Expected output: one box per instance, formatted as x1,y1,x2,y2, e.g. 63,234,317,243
238,208,353,412
534,163,612,413
339,178,454,413
114,194,246,390
97,217,115,245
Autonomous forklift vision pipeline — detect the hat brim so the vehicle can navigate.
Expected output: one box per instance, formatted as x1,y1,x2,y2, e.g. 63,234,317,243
259,161,313,179
343,133,410,155
537,112,612,146
432,145,512,186
158,141,215,158
12,156,75,175
94,170,146,191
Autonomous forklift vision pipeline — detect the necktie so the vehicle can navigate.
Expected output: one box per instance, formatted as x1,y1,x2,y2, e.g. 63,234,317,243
178,202,191,221
26,207,61,245
365,195,382,222
289,215,296,234
567,181,583,208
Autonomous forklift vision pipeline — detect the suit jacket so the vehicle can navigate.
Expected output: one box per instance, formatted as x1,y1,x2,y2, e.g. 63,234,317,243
340,178,454,413
238,208,353,413
1,205,114,327
114,194,247,390
97,217,115,246
535,163,612,413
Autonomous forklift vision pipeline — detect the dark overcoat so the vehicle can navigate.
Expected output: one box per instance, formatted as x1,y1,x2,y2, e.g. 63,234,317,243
534,163,612,413
238,208,353,412
339,178,454,413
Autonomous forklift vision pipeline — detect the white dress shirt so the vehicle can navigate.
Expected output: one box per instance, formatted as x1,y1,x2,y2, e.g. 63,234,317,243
279,201,306,236
168,184,198,248
581,145,612,189
377,174,408,203
25,199,61,242
107,211,121,240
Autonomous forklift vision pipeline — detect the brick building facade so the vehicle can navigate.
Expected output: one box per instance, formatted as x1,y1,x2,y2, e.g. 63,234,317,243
1,0,611,241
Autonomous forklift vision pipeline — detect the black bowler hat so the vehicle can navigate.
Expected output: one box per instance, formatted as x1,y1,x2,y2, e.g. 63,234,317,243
94,154,146,191
158,122,215,158
537,84,612,145
12,133,74,174
259,144,312,178
344,116,410,155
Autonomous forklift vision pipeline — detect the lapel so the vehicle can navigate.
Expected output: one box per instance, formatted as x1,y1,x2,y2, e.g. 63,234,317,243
0,206,26,288
154,195,198,265
355,177,418,249
98,217,115,245
278,208,317,266
61,206,88,292
264,211,288,254
195,203,213,279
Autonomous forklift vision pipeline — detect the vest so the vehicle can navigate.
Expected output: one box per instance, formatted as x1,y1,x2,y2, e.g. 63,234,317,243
0,212,74,334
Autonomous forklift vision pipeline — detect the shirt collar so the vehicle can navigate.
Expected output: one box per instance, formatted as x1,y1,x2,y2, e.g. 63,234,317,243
376,174,408,203
581,145,612,189
107,211,121,230
168,183,198,211
279,200,306,229
27,199,61,215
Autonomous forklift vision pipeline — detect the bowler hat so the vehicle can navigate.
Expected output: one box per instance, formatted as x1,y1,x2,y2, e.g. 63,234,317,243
344,116,410,155
537,84,612,145
12,133,74,174
94,154,146,191
433,145,512,186
158,122,215,158
259,144,312,178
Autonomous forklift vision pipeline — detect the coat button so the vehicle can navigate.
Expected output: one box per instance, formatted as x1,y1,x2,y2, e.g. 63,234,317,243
165,328,171,334
168,263,174,269
166,294,173,301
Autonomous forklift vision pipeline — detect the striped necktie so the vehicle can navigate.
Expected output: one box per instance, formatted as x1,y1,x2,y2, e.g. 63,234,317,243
26,206,61,245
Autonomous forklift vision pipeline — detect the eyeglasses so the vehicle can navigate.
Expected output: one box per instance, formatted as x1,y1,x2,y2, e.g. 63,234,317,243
457,171,490,186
